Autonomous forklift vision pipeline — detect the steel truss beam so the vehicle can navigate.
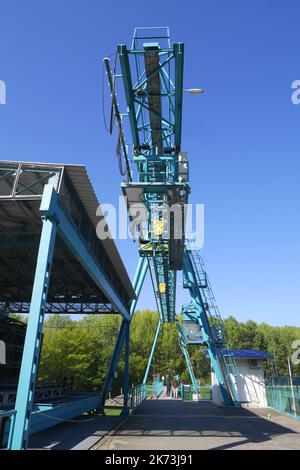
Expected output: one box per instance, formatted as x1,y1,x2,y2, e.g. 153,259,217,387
153,254,176,323
0,162,62,200
0,301,118,315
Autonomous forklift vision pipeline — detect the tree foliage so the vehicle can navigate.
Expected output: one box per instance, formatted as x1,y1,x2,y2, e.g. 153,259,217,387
32,311,300,395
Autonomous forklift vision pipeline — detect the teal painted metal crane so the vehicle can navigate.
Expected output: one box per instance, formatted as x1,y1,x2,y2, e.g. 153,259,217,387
102,27,240,408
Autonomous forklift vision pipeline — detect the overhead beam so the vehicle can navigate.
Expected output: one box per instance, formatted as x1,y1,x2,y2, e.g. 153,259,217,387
144,44,163,154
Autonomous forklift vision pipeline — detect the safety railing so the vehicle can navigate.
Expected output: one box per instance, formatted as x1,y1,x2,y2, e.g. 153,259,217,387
129,383,147,409
266,385,300,419
152,380,164,398
0,409,16,449
146,381,164,398
181,384,212,401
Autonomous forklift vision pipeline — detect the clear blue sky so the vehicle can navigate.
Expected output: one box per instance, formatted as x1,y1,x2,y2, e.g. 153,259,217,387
0,1,299,326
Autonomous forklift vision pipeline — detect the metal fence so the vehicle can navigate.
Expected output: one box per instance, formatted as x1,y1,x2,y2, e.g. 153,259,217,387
153,380,164,397
129,383,147,408
266,376,300,420
146,381,164,398
181,384,212,401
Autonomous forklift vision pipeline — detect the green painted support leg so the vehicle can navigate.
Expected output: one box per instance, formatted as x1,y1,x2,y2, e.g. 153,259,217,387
10,191,58,449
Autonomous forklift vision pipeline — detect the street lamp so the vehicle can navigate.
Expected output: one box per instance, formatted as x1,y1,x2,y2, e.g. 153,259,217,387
184,88,205,94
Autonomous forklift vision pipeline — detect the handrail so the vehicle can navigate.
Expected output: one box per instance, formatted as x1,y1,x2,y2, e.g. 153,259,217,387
129,383,147,409
181,383,212,401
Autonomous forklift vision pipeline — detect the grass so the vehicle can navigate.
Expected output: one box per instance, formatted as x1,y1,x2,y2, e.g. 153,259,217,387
104,407,122,416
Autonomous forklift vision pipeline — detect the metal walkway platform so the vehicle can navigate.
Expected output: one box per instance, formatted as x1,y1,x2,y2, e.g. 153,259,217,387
93,399,300,450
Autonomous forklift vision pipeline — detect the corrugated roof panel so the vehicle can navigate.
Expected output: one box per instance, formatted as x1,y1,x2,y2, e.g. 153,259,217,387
65,164,136,301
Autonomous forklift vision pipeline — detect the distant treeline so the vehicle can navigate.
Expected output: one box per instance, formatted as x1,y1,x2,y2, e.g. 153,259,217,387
14,311,300,394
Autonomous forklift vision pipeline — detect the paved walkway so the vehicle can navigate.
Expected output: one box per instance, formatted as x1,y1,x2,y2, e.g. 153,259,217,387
94,399,300,450
28,414,123,450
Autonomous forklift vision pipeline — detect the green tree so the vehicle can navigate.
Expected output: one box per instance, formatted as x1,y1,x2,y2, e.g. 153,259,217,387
35,311,300,396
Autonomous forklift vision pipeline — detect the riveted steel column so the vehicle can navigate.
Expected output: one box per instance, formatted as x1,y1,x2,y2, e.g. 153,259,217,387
10,187,58,449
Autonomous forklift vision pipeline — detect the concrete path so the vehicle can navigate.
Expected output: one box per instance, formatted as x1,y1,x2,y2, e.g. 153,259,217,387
28,414,123,450
94,399,300,450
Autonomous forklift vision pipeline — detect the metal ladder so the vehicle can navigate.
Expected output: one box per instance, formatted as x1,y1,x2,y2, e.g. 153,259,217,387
186,242,240,403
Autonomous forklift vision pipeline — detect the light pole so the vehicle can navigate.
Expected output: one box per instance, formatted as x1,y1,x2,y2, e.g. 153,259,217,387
288,356,297,416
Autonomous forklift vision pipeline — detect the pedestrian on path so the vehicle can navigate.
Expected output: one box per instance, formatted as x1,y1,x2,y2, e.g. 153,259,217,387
166,375,171,397
172,377,179,399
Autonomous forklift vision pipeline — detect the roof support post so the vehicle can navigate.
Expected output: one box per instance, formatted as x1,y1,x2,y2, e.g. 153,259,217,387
10,187,58,450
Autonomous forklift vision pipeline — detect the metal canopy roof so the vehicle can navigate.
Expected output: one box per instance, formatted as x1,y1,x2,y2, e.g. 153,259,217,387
0,160,136,308
64,163,136,300
204,349,273,359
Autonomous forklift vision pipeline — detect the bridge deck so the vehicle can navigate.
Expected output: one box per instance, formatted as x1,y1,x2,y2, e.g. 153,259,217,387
28,414,123,450
93,399,300,450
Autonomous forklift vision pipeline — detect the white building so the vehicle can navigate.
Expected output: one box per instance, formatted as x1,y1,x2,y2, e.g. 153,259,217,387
207,349,273,408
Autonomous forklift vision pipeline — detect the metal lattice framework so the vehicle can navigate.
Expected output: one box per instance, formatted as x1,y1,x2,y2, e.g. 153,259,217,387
102,26,240,409
0,301,118,315
104,27,188,322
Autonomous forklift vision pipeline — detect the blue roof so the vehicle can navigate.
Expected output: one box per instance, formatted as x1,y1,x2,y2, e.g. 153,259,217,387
203,349,273,359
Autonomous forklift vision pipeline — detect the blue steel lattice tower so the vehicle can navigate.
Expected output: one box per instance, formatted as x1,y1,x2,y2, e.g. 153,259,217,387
102,27,240,406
